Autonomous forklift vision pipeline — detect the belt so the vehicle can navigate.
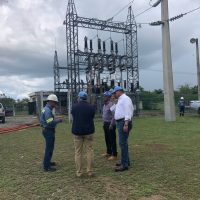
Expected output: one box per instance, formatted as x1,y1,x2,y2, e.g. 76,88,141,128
103,121,111,124
116,118,124,122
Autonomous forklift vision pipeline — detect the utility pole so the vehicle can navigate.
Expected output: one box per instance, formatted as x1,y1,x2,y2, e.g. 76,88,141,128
190,38,200,100
161,0,176,121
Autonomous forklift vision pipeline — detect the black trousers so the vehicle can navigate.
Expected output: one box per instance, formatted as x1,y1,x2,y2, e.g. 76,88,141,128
179,106,185,116
103,122,117,156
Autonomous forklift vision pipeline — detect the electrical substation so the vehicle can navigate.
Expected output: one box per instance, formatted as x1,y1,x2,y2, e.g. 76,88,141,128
54,0,139,115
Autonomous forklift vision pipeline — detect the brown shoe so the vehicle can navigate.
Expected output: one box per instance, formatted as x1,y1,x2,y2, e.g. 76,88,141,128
101,153,111,157
88,172,95,177
108,156,117,161
76,173,82,178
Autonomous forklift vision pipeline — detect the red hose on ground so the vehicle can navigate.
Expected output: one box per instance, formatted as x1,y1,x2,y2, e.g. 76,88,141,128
0,123,40,134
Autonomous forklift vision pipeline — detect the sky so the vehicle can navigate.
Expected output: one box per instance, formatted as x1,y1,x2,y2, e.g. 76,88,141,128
0,0,199,99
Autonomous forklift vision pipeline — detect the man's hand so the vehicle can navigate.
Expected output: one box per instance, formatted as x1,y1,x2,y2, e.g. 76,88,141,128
109,124,113,130
56,116,64,123
123,124,128,133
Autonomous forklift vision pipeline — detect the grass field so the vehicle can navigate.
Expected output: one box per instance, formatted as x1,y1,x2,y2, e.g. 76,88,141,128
0,115,200,200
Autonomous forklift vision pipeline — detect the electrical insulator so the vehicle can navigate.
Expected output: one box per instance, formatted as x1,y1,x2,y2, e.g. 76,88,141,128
131,83,134,92
115,42,118,55
169,14,184,22
149,21,164,26
124,80,126,89
84,36,88,52
90,39,93,52
98,38,102,54
137,81,139,89
110,79,115,87
103,41,106,54
110,40,114,54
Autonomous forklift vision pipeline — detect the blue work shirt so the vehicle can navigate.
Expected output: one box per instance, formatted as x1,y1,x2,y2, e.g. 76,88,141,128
40,104,60,129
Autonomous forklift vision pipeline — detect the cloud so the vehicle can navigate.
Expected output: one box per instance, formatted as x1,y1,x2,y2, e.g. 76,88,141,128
0,75,53,99
0,0,200,99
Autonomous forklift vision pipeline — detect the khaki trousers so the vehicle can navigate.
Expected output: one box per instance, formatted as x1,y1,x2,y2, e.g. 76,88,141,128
74,134,94,176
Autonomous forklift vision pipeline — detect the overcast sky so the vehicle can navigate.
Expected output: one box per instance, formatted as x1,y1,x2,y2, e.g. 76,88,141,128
0,0,199,99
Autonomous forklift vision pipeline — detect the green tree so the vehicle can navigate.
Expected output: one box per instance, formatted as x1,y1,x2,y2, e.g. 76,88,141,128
0,97,15,106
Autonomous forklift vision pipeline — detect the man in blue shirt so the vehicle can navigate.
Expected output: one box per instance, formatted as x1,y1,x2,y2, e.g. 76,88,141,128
40,94,62,172
71,91,95,177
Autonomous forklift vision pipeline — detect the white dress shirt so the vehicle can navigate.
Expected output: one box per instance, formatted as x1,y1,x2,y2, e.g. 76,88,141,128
114,93,134,121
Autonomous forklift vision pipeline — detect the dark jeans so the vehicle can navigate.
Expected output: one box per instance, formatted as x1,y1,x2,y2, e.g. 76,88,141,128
179,106,185,116
42,129,55,169
116,120,132,168
103,122,117,156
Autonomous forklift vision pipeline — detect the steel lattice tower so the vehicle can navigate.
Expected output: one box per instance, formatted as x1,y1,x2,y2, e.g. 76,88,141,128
126,6,139,93
61,0,139,112
53,50,60,92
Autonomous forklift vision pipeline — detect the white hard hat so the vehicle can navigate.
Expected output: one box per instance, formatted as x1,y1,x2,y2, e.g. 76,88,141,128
180,97,184,100
47,94,58,102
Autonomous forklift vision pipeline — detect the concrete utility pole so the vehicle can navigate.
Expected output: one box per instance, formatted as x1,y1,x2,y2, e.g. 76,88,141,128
190,38,200,100
161,0,176,121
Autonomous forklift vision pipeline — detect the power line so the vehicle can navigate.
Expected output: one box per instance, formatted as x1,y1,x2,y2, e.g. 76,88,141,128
135,6,153,18
135,0,160,18
106,0,134,21
149,5,200,26
185,5,200,15
139,67,196,75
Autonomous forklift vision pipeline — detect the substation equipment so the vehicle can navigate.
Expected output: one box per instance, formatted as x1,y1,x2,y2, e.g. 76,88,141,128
53,0,139,115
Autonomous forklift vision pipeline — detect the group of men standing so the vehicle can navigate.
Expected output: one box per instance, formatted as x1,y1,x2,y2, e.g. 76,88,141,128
40,86,134,177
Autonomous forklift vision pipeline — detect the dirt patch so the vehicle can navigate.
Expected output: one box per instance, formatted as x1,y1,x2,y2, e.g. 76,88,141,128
99,176,131,200
146,144,170,152
138,195,166,200
0,115,38,128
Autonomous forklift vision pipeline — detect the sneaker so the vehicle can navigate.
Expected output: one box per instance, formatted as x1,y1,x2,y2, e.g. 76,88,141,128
44,167,56,172
108,156,117,161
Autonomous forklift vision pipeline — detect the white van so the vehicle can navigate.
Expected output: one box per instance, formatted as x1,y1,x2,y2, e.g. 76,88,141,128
190,100,200,114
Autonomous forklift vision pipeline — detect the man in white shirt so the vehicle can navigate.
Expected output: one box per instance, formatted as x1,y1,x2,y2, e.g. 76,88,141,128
112,86,134,172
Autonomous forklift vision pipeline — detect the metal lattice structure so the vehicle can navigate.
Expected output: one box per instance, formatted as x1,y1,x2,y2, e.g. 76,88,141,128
54,0,139,114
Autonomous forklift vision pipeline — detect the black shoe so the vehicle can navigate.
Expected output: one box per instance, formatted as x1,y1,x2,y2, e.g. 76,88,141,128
50,162,56,166
116,162,121,167
115,166,128,172
44,167,56,172
116,162,130,167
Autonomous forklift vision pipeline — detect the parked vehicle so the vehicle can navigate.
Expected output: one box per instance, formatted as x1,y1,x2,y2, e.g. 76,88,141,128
190,100,200,114
0,103,5,123
5,106,14,116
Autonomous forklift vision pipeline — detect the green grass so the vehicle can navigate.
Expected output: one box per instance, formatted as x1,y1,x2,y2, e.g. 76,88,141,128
0,115,200,200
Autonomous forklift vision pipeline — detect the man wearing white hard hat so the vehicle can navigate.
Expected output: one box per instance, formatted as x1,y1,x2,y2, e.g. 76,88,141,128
178,97,185,116
40,94,63,172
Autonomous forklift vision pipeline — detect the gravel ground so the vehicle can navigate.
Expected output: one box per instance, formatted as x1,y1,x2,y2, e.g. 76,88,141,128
0,115,39,128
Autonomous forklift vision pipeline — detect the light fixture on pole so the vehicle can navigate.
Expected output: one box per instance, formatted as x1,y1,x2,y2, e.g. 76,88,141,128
190,38,200,100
